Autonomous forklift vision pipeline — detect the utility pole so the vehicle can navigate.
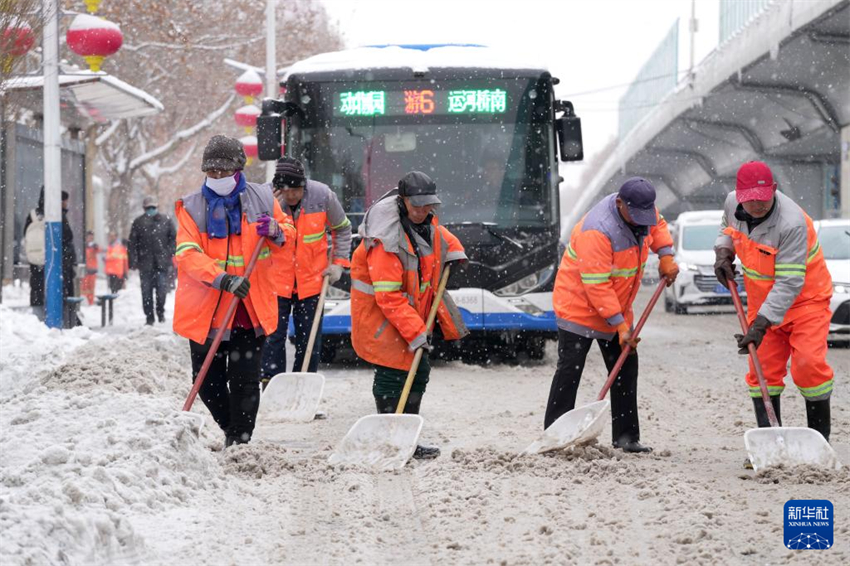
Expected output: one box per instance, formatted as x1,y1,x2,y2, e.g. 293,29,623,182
265,0,277,182
43,0,63,328
688,0,698,84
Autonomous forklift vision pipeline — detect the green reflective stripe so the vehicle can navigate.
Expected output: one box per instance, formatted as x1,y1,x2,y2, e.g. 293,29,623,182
748,385,785,397
741,264,773,281
420,281,431,293
807,241,821,263
611,267,639,278
798,380,833,398
373,281,403,292
175,242,202,256
567,244,577,260
774,263,805,277
215,255,245,268
581,272,611,284
302,231,326,244
331,217,351,230
258,247,272,260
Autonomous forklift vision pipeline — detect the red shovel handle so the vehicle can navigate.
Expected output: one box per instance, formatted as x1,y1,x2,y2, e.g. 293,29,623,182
728,278,779,427
596,279,666,402
182,237,267,412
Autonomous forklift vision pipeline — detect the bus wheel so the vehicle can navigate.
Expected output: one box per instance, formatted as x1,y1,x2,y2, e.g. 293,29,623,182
320,341,337,364
525,336,546,360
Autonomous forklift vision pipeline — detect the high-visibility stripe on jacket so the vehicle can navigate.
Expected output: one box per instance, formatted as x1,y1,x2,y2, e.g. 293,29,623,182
173,181,296,345
553,194,674,338
104,241,129,277
275,179,352,299
715,190,832,325
350,192,469,371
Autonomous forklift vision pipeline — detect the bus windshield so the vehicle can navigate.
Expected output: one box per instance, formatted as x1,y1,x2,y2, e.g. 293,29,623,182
288,77,555,229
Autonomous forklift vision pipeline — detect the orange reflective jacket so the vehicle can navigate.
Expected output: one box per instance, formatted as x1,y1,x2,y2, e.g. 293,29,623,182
350,193,469,371
85,243,99,274
716,191,832,325
104,242,128,277
554,194,674,337
173,182,296,344
276,180,352,299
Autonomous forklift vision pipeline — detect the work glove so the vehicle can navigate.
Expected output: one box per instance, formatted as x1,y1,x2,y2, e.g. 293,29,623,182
714,247,737,289
616,321,640,353
220,274,250,299
408,335,434,353
735,314,771,354
256,214,282,241
658,255,679,287
322,264,344,284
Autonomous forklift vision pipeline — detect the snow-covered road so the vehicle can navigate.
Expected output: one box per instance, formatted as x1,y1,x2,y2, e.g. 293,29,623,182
1,283,848,565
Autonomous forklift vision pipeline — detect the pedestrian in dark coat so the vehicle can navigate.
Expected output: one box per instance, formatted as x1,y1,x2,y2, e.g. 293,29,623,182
128,195,176,325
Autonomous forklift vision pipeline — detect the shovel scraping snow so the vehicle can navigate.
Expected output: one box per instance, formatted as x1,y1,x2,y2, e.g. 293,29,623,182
524,279,666,455
329,266,451,471
728,282,839,472
258,276,329,423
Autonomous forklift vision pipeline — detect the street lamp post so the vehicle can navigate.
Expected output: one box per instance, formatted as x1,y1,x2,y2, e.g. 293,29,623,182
43,0,63,328
265,0,276,182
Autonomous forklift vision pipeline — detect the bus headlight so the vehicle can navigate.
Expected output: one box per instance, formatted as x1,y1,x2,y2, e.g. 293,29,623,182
834,283,849,295
494,266,554,297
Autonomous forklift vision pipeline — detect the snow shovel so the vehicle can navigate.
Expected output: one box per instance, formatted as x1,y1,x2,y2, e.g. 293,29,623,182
524,279,667,455
328,266,452,471
258,275,329,422
180,237,267,433
728,281,840,471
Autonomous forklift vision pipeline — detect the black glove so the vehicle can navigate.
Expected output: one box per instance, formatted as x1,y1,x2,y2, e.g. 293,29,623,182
220,274,250,299
735,315,771,354
714,247,738,289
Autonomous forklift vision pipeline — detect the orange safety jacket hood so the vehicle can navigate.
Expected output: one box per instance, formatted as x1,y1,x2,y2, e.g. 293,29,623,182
350,190,469,371
276,179,352,299
554,194,674,339
173,181,296,344
715,190,832,325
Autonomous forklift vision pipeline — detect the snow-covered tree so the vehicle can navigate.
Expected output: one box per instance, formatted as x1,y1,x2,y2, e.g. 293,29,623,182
93,0,342,235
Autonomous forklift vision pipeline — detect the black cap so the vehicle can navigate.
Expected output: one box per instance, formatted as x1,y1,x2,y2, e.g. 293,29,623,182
398,171,441,207
273,156,306,188
201,135,247,172
617,177,657,226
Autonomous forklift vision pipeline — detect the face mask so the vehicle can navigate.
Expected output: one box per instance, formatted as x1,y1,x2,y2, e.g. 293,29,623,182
206,174,238,196
145,207,157,217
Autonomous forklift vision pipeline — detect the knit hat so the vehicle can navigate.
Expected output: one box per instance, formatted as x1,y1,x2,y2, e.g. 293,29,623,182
142,196,158,208
201,135,247,172
273,157,306,189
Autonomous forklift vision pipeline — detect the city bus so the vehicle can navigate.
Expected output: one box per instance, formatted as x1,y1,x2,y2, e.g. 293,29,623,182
257,44,583,362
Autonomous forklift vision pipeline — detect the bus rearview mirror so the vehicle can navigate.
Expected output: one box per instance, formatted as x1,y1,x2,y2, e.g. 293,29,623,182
556,116,583,162
257,115,283,161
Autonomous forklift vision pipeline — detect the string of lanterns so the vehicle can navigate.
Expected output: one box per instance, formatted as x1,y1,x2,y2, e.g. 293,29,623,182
233,69,264,165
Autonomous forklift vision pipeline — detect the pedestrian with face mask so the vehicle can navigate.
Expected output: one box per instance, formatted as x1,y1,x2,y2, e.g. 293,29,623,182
128,195,176,325
174,135,296,447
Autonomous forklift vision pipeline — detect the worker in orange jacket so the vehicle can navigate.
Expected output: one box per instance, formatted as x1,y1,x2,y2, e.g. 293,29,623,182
547,178,679,452
104,231,129,293
351,171,469,459
715,161,833,450
260,157,352,383
174,135,295,447
82,231,99,305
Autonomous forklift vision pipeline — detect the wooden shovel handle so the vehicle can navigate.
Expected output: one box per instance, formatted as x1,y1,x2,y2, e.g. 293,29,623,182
728,279,779,427
397,265,452,414
182,237,267,412
301,275,330,372
596,279,666,402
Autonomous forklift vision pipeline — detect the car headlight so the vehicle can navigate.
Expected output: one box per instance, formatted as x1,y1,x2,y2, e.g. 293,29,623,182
834,283,849,295
494,266,554,297
678,262,699,272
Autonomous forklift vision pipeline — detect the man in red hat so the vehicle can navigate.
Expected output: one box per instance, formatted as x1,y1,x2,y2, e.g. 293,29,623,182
715,161,834,455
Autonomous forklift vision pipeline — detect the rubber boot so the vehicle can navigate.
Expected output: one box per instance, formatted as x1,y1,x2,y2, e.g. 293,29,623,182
805,398,830,443
745,395,782,469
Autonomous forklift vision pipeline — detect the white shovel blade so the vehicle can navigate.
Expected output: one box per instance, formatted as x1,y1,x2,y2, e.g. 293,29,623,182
523,400,610,455
744,427,841,472
258,372,325,423
328,414,424,471
178,411,205,435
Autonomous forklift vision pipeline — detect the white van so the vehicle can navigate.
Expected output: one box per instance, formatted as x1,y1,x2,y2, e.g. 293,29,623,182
664,210,744,314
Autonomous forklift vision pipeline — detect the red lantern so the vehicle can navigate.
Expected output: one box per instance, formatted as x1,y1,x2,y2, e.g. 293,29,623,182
240,136,258,166
66,14,123,73
235,69,263,104
234,105,261,133
1,18,35,73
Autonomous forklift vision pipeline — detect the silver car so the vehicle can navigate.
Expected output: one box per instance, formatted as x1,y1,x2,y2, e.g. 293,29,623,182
815,219,850,347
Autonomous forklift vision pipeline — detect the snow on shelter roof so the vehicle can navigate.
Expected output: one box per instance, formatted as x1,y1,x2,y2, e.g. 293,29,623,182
284,44,550,79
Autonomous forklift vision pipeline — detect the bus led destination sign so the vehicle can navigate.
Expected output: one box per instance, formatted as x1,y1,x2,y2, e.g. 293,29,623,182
335,88,507,117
